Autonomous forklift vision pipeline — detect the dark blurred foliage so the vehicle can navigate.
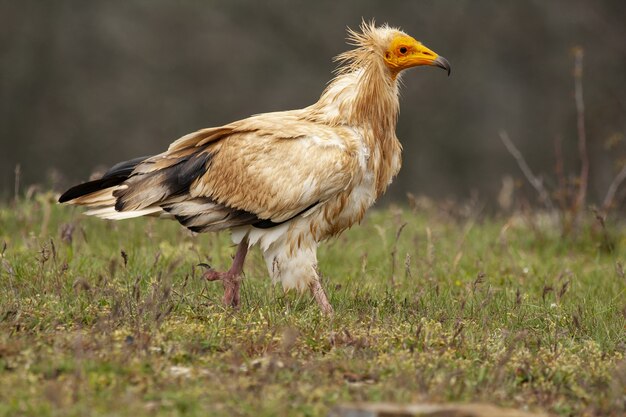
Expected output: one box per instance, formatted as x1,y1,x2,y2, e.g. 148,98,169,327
1,0,625,205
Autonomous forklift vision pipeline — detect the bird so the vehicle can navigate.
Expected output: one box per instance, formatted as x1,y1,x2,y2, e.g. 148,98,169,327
58,21,450,315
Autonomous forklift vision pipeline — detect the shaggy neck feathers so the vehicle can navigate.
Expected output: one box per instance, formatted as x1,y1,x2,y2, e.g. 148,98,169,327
312,24,401,135
309,23,404,197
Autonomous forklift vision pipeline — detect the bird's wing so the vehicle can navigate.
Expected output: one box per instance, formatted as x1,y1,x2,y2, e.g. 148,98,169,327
112,112,361,230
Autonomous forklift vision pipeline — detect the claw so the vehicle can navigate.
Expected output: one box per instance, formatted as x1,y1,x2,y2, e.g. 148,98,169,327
197,262,212,270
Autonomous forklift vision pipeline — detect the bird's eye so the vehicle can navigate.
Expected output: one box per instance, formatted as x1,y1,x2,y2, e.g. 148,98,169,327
399,47,408,55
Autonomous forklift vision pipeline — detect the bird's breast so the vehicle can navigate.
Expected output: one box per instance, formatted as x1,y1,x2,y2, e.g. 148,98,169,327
318,139,390,237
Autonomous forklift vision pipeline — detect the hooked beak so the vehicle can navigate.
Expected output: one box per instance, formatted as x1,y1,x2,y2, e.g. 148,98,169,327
433,56,451,76
408,42,451,76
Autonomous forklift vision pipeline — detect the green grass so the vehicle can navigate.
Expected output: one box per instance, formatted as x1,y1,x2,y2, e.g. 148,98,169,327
1,192,625,416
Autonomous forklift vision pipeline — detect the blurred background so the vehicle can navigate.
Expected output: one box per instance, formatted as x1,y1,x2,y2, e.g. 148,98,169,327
1,0,625,207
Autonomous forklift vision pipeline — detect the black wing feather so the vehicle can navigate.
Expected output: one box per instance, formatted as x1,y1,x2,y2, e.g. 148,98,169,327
58,155,150,203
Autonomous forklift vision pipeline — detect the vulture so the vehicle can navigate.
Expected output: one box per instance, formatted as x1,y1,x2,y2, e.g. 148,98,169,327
59,22,450,314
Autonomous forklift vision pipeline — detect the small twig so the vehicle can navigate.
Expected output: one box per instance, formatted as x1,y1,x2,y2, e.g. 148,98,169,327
499,130,555,211
553,135,568,212
573,47,589,221
602,164,626,212
14,164,21,202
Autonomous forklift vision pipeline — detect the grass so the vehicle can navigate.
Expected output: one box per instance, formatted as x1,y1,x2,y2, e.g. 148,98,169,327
0,191,625,416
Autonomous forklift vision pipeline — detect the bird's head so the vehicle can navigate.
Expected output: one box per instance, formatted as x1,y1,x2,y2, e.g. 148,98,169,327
338,21,451,79
382,33,450,77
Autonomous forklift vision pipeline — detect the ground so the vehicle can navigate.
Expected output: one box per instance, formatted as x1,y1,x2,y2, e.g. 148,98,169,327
0,192,625,416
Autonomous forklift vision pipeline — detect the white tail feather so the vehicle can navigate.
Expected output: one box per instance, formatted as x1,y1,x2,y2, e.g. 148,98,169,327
69,185,127,206
84,206,163,220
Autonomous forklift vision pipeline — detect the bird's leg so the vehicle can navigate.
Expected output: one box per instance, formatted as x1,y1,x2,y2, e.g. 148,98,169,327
309,278,333,316
203,237,249,308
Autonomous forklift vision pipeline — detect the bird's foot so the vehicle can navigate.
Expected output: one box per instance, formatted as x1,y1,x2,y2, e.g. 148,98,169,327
202,268,241,308
199,238,249,309
309,279,334,316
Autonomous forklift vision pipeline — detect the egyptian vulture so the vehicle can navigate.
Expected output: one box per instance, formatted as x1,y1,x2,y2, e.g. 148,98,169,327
59,22,450,314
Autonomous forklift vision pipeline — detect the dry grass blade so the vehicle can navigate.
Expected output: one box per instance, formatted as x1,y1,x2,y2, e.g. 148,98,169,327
389,222,407,285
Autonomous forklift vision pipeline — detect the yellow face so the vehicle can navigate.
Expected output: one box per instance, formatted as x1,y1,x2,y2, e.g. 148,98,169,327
383,34,450,77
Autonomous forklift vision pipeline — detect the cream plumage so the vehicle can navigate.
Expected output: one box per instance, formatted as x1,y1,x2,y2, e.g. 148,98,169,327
59,22,450,314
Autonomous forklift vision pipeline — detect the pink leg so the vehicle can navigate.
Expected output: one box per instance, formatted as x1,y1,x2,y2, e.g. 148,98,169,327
203,238,248,308
309,279,334,316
